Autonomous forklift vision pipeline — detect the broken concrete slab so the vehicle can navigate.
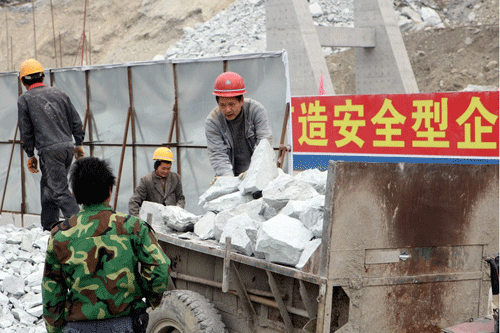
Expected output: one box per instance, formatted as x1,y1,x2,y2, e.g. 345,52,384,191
255,214,313,266
239,139,279,195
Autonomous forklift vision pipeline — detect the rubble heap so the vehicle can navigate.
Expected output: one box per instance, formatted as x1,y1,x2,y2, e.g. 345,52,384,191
0,224,48,333
141,139,328,268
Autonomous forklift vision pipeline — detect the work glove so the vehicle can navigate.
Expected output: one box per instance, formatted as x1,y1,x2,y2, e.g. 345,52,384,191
73,146,85,160
238,170,248,180
27,156,39,173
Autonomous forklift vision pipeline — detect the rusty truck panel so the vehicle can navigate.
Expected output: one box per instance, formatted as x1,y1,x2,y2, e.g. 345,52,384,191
319,162,499,333
154,161,498,332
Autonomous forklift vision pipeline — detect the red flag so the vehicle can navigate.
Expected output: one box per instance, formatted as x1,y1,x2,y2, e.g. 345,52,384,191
318,72,325,95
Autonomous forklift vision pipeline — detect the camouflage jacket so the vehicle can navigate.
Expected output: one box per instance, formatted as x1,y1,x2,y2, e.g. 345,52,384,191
42,203,170,333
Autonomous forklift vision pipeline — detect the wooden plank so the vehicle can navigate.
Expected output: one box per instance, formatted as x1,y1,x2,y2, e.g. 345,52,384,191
267,271,294,332
222,237,231,293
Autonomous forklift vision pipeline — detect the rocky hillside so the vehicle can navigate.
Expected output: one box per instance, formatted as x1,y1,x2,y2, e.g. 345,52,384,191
0,0,234,69
0,0,498,93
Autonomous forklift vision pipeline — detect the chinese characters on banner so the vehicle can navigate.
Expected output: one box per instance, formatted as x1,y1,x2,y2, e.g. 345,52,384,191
291,91,499,169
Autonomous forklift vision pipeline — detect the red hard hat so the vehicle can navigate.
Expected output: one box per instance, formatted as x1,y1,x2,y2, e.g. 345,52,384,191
213,72,246,97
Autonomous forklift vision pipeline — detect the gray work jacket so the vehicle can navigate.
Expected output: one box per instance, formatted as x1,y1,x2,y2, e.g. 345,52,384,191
205,98,273,176
128,171,186,216
17,85,84,157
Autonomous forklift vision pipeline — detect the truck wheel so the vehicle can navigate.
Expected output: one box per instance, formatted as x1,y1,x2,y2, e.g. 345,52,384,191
147,290,226,333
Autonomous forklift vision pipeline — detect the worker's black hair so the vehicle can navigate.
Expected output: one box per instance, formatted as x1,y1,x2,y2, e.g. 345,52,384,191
21,72,44,86
70,157,116,205
215,95,243,103
154,160,172,171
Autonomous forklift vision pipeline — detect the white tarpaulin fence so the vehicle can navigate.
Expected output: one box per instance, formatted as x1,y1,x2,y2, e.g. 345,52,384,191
0,51,291,219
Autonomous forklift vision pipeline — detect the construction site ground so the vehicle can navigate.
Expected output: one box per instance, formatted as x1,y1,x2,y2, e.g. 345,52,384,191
0,0,498,94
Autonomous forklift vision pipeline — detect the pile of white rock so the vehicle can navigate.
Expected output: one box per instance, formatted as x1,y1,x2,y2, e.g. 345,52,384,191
140,139,328,269
162,0,446,60
0,224,49,333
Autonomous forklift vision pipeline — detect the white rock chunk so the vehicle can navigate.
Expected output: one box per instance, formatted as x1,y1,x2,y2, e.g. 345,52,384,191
263,176,319,211
299,195,325,229
3,276,25,296
198,176,241,205
296,239,322,269
194,212,216,240
33,235,49,253
140,202,198,232
255,215,313,266
25,304,43,318
239,139,279,195
203,191,253,213
213,211,236,242
139,201,165,226
220,213,257,256
0,311,15,328
20,233,34,252
419,6,441,26
279,200,307,219
401,6,423,24
309,2,323,17
294,168,328,195
160,206,199,232
20,292,43,310
6,232,22,245
227,199,266,223
11,307,38,325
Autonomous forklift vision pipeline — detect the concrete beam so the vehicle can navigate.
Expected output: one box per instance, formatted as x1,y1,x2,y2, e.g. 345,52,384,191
354,0,419,94
266,0,335,96
316,26,376,48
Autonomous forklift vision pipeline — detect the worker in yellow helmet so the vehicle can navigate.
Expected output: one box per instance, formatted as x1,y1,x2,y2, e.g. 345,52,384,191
17,59,85,231
128,147,185,216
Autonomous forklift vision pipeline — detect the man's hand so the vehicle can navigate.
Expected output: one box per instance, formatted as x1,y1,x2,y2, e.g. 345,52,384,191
27,156,39,173
73,146,85,160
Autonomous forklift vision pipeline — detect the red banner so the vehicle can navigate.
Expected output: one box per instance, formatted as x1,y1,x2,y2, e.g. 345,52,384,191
291,91,499,158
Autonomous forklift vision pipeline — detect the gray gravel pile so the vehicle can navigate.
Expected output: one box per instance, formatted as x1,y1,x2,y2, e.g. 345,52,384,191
0,223,48,333
163,0,462,59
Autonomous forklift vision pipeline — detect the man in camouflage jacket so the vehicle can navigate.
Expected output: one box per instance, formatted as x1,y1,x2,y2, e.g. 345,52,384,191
42,157,170,333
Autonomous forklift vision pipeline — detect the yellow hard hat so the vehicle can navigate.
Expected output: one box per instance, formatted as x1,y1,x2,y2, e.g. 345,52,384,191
152,147,174,162
19,59,44,80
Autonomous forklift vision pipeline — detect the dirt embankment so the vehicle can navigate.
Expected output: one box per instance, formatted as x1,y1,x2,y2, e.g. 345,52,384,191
0,0,234,71
328,24,499,94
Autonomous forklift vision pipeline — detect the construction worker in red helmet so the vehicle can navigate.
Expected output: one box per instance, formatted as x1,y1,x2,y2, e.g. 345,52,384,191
129,147,185,216
17,58,85,231
205,71,273,181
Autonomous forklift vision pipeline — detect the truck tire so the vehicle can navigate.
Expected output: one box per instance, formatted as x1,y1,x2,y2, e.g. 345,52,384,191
147,290,226,333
